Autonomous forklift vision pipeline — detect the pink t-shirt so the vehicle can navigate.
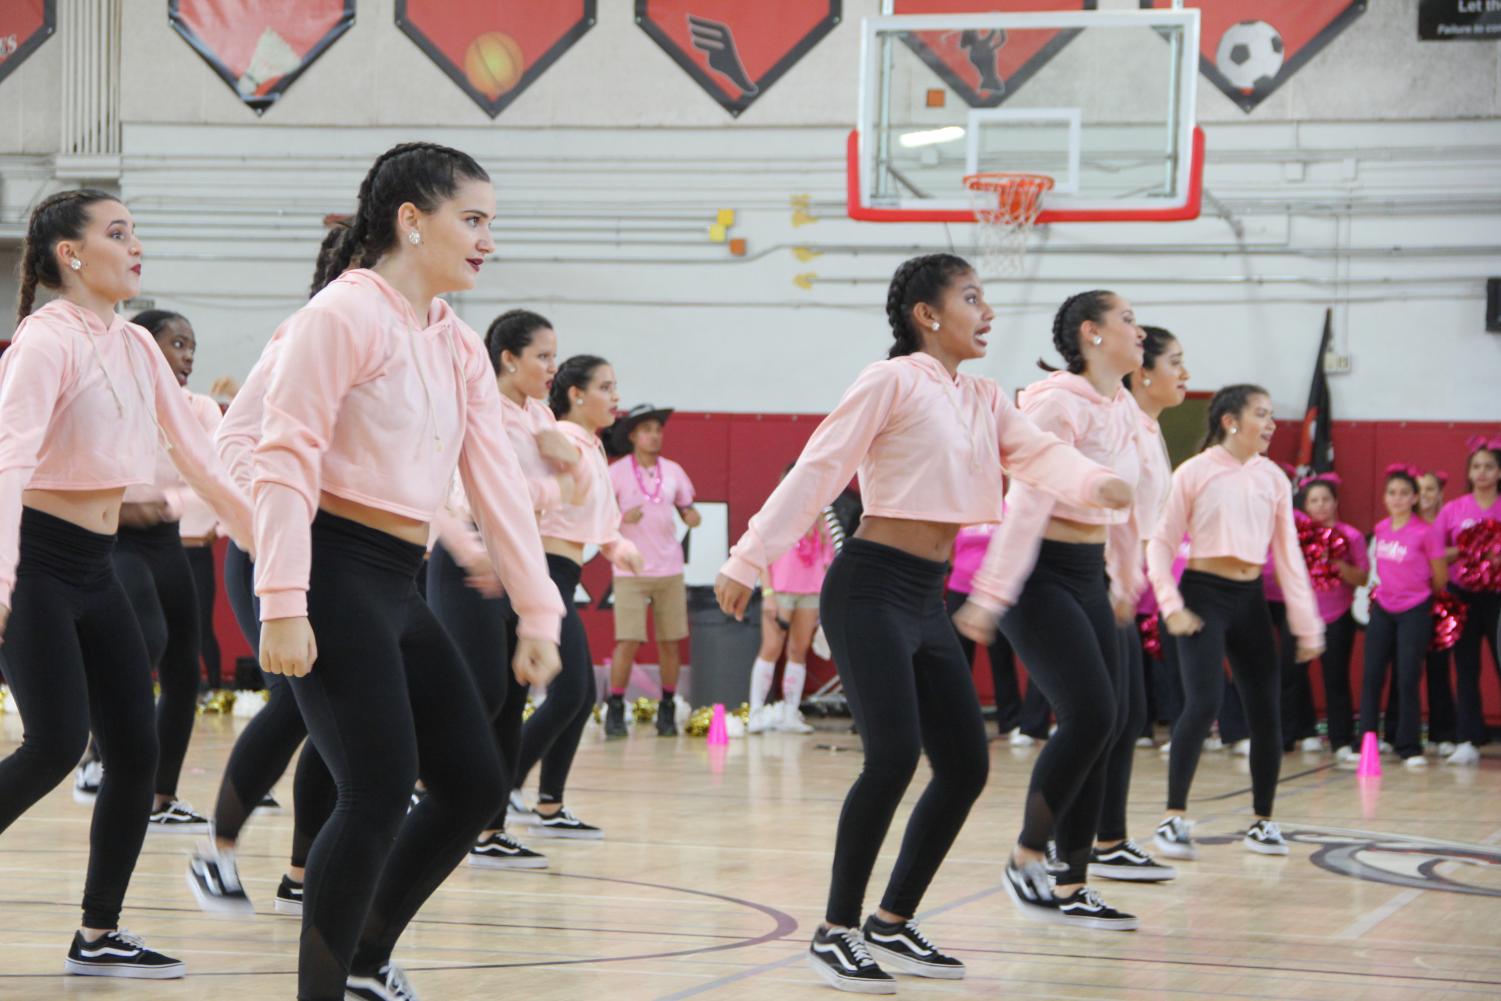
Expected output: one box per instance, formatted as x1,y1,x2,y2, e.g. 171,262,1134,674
947,523,997,596
1434,494,1501,588
768,524,835,595
1314,522,1369,623
1371,516,1445,614
610,455,694,578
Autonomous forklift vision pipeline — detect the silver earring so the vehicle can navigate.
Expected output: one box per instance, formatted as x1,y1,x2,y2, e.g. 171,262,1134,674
1091,335,1103,346
507,365,518,373
931,322,940,331
69,258,82,271
407,231,421,246
1231,426,1239,435
1142,377,1152,386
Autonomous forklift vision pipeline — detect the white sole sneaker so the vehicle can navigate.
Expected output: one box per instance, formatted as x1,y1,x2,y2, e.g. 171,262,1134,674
274,896,302,916
806,953,897,994
467,852,549,870
1243,835,1290,856
863,941,965,980
1089,861,1178,882
1152,833,1198,861
64,958,187,979
184,863,254,916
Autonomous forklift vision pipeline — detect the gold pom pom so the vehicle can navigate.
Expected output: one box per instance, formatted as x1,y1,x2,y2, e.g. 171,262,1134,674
685,705,714,737
197,689,237,716
524,698,537,722
632,696,657,724
733,702,751,725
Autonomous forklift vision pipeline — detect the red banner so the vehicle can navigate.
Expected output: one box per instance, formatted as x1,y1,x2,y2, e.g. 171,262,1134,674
893,1,1095,108
636,1,841,116
0,0,54,89
396,1,595,118
168,0,355,115
1143,1,1367,113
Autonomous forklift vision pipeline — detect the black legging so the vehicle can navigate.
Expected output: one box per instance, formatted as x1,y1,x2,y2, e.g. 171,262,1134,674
1451,585,1501,746
1359,599,1433,758
0,509,156,929
1282,608,1356,750
1386,649,1456,747
1153,610,1184,728
185,543,222,689
820,539,988,926
513,554,595,805
1098,625,1147,844
1017,676,1054,738
113,519,201,799
1168,571,1282,818
426,542,524,831
998,540,1123,886
289,513,504,1000
945,588,1022,733
212,543,333,865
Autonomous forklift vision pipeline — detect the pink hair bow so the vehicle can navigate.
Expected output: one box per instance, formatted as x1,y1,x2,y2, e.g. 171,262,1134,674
1465,434,1501,453
1430,469,1449,486
1298,471,1342,491
1384,462,1422,479
1275,461,1297,480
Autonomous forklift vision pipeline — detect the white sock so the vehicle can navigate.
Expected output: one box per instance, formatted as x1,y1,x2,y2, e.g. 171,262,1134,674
782,662,806,707
750,658,776,712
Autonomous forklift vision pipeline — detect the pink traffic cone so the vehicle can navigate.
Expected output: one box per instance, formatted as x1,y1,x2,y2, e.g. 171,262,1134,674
706,703,729,746
1356,730,1382,778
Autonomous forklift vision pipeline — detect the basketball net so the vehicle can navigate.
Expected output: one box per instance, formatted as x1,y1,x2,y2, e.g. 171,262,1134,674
963,173,1054,277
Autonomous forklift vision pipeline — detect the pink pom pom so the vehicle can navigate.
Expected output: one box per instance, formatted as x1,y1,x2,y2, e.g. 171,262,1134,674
1453,519,1501,593
1430,592,1468,652
1139,614,1162,660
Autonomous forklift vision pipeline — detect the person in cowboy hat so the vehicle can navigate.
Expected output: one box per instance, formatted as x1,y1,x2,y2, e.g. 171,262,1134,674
605,404,701,736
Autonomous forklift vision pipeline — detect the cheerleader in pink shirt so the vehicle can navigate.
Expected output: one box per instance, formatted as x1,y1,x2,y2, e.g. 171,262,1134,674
0,190,253,978
1147,384,1324,861
715,254,1129,991
1434,435,1501,765
1358,464,1447,764
758,507,837,734
1404,469,1457,753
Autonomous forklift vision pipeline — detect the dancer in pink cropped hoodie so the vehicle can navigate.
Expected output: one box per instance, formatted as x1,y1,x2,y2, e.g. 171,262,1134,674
1148,384,1324,862
0,189,253,979
714,254,1130,993
248,143,564,1001
956,290,1155,929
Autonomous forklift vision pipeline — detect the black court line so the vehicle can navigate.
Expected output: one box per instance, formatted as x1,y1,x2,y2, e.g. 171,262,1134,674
0,871,798,981
1199,760,1336,801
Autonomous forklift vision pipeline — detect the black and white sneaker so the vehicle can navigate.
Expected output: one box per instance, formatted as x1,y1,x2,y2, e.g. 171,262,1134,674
506,791,540,827
186,845,253,914
65,929,185,979
254,793,282,814
1152,816,1198,860
656,698,678,736
468,831,548,870
1003,857,1058,921
533,807,603,840
807,925,896,994
1043,839,1068,875
1243,819,1289,856
347,962,419,1000
1056,887,1140,931
147,799,210,834
1089,839,1177,882
274,874,303,915
73,760,103,805
861,915,964,979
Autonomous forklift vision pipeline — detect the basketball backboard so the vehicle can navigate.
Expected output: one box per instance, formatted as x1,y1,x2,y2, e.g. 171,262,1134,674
850,8,1203,224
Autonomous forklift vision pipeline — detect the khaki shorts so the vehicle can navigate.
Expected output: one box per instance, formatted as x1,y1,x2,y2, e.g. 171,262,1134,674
773,592,821,612
613,574,689,642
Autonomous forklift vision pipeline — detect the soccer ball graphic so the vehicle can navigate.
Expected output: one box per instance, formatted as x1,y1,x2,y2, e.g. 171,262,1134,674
1215,20,1284,92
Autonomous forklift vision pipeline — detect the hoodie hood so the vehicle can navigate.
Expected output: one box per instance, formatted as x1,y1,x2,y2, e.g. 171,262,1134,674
334,268,458,333
1018,369,1130,410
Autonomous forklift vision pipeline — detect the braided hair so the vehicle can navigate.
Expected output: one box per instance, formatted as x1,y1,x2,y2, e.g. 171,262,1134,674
16,188,119,324
130,309,188,339
548,354,609,419
307,216,352,298
883,253,973,360
1201,383,1269,451
309,143,490,295
1039,290,1114,374
485,308,552,376
1124,324,1177,390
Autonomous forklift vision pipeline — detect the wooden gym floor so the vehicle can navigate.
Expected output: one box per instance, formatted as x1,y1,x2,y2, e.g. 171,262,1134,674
1,712,1498,1000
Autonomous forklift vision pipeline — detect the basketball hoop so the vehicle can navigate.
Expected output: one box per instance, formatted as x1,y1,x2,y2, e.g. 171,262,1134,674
962,172,1054,277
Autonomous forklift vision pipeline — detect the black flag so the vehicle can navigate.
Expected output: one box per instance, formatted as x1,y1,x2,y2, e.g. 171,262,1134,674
1295,309,1335,477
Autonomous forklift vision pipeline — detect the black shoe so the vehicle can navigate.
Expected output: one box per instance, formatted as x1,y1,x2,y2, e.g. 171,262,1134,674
533,807,603,840
860,915,964,979
605,696,628,739
73,760,103,805
1056,887,1140,930
1243,819,1290,856
1089,839,1178,882
1003,857,1058,921
347,962,419,1000
274,874,303,916
656,698,678,736
468,831,548,870
186,845,254,914
254,793,282,813
147,799,210,834
65,929,186,979
807,925,896,994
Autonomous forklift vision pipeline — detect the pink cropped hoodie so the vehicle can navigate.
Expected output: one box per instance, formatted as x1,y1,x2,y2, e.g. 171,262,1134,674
0,299,253,608
720,352,1119,589
537,420,639,568
1147,446,1323,646
124,389,225,537
967,372,1144,613
249,269,563,642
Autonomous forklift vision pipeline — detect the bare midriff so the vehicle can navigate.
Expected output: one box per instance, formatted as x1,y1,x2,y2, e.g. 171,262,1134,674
1042,514,1108,545
853,515,960,563
1186,555,1263,582
543,536,585,566
319,491,428,546
22,487,127,536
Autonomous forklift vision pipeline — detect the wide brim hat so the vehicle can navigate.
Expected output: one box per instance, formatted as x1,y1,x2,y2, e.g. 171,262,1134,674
609,403,675,456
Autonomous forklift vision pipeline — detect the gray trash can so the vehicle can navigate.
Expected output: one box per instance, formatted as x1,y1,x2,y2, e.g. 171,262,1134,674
685,585,762,708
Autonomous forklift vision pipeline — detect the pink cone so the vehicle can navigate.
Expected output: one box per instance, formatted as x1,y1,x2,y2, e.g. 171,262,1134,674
707,703,729,746
1356,730,1382,778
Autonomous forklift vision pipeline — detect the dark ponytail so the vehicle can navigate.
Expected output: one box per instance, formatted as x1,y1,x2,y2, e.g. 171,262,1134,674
1201,383,1269,451
485,308,552,375
883,253,974,360
17,188,119,325
1040,289,1114,374
548,354,609,419
1124,324,1177,389
130,309,187,339
309,143,490,295
308,215,352,298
